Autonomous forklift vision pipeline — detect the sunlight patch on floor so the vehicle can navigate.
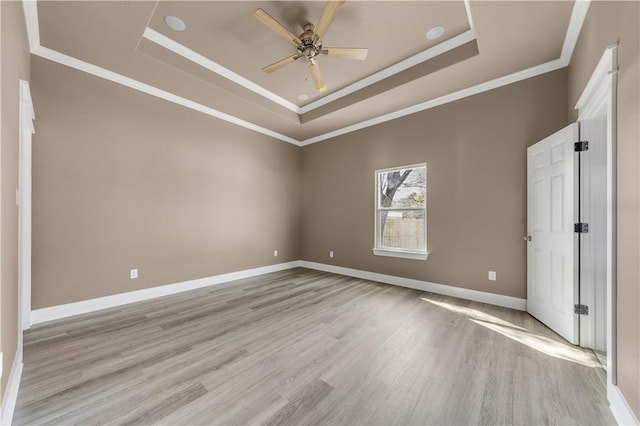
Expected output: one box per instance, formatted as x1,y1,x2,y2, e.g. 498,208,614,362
471,319,600,368
420,297,526,330
421,296,600,368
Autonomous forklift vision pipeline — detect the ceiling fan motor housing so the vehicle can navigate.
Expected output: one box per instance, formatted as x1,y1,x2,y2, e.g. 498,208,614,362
254,2,366,92
299,23,322,59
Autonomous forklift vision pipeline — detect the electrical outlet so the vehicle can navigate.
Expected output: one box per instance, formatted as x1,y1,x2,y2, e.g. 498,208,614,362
488,271,496,281
130,269,138,279
329,251,334,258
274,250,278,257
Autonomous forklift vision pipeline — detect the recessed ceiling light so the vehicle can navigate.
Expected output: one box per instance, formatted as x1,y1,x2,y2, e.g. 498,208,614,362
164,15,186,32
426,26,445,40
298,94,309,102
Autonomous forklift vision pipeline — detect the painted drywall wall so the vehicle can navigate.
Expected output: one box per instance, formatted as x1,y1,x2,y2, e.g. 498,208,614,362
0,0,30,399
301,69,568,300
30,57,302,309
568,1,640,418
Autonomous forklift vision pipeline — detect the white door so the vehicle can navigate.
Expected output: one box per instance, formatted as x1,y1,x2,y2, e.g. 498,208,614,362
527,123,579,344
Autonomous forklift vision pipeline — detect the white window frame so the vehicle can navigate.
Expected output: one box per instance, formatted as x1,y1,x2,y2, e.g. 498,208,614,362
373,163,428,260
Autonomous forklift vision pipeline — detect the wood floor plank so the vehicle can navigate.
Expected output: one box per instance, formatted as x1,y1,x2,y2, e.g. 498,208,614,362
14,268,615,425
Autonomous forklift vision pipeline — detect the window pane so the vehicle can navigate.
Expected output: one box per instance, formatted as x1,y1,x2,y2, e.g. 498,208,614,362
380,210,425,250
378,166,426,208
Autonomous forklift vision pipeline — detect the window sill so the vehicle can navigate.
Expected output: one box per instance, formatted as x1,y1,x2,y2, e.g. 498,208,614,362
372,248,429,260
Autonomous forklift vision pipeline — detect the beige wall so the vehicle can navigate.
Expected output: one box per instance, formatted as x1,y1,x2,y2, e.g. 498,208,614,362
0,0,30,399
13,1,640,420
30,57,301,309
568,1,640,418
301,69,568,300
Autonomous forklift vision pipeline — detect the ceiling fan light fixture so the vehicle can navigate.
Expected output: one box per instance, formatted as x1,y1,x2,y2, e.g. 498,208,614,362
253,1,359,95
426,26,445,40
164,15,186,32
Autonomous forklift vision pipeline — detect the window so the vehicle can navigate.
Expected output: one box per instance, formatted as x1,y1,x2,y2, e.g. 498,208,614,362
373,163,427,260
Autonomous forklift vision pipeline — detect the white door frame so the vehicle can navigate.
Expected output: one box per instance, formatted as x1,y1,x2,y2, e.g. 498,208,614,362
18,80,35,334
577,104,608,352
574,45,623,415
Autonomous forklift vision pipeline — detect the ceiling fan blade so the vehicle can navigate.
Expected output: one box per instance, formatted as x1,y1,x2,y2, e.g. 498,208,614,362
262,54,301,74
322,47,368,60
253,8,302,47
314,1,345,39
309,59,327,93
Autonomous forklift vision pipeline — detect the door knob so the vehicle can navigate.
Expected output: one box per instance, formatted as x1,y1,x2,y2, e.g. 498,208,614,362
524,235,532,241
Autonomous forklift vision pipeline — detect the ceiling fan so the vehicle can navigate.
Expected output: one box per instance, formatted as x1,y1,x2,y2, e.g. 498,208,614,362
253,1,368,93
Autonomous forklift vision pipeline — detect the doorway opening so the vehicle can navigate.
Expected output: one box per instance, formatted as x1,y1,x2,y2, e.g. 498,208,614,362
574,45,618,387
526,45,617,390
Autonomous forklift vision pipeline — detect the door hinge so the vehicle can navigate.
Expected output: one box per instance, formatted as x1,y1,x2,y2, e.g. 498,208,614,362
574,141,589,152
574,304,589,315
574,223,589,233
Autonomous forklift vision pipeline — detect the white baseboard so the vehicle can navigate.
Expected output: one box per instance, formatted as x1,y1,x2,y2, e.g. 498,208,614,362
31,261,301,325
299,261,527,311
0,350,23,426
31,259,528,326
609,383,640,425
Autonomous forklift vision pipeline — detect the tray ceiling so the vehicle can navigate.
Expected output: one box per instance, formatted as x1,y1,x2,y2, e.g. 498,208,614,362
30,1,578,144
147,1,471,106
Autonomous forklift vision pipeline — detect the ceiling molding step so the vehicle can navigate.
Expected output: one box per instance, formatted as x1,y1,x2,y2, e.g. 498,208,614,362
300,39,479,124
560,0,591,65
300,58,566,145
32,46,302,146
463,0,476,32
298,29,477,114
135,38,303,124
143,28,302,114
143,26,477,116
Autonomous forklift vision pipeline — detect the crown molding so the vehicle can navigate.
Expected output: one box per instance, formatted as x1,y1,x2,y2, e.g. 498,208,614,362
300,58,566,145
22,0,590,148
142,27,302,114
299,0,590,145
21,1,301,145
560,0,590,65
22,0,40,53
35,45,302,145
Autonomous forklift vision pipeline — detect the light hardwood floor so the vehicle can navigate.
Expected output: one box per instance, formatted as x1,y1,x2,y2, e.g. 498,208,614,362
14,268,615,425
